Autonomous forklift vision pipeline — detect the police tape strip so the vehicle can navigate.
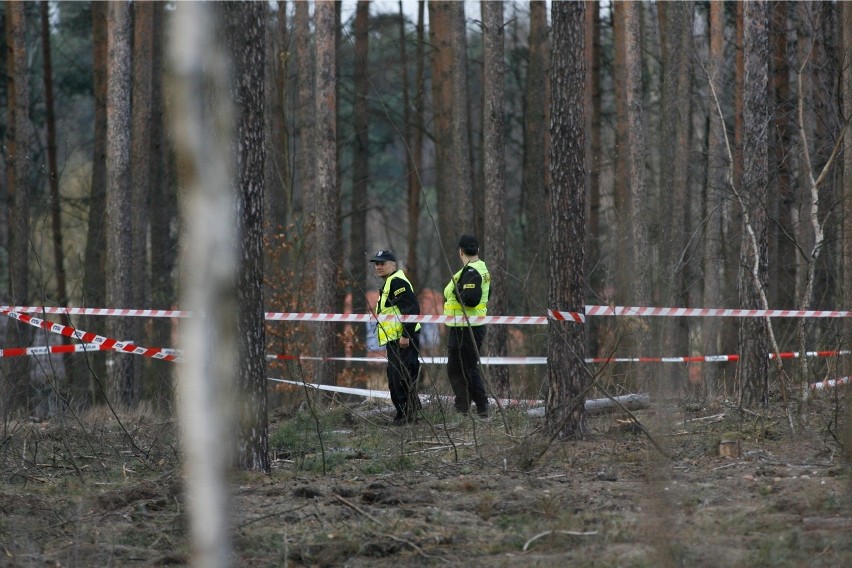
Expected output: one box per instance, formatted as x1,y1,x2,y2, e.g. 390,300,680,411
269,378,545,406
270,350,852,365
8,303,852,323
582,305,852,318
1,342,106,358
274,377,848,403
0,307,180,362
2,306,847,393
2,332,848,366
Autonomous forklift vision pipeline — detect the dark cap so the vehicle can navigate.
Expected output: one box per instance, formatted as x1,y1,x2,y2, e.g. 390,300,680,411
458,235,479,253
369,249,397,263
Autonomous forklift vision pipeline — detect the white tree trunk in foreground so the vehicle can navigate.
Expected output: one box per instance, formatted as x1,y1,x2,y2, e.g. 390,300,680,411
169,4,238,567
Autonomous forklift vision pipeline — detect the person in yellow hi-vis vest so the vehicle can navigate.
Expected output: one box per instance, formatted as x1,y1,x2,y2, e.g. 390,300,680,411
443,235,490,418
370,249,422,425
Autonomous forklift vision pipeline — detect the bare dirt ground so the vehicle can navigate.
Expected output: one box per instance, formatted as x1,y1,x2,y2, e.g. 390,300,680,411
1,392,850,567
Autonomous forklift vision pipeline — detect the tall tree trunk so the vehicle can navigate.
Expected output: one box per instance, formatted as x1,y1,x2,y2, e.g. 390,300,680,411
314,0,338,386
839,4,852,453
770,1,795,313
584,0,603,358
808,3,840,313
736,0,770,408
402,0,423,289
82,0,109,402
612,1,630,304
703,0,728,367
131,0,154,395
267,1,291,235
7,0,30,311
547,1,587,439
520,0,550,316
658,1,694,391
41,2,68,318
40,1,73,386
482,0,508,395
219,0,270,472
349,0,369,344
842,0,852,381
449,2,474,234
624,0,653,392
148,0,176,397
105,0,137,406
429,2,455,260
294,0,314,223
5,0,33,412
170,3,238,563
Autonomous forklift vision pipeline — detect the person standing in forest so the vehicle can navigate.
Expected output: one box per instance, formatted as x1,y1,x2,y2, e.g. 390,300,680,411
371,249,422,425
443,235,491,418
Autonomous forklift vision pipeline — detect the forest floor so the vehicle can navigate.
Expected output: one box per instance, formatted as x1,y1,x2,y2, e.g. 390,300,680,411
1,389,850,567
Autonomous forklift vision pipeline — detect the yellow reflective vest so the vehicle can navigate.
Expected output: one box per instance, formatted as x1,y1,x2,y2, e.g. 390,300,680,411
376,270,421,345
443,260,490,326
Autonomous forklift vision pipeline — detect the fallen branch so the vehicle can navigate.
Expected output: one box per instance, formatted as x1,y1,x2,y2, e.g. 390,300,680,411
523,529,598,551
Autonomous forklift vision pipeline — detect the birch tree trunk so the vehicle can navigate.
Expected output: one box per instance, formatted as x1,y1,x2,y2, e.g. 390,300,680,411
170,3,237,564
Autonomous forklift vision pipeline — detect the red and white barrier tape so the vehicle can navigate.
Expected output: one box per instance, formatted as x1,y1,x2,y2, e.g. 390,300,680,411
583,305,852,318
3,337,849,366
1,342,104,358
0,308,179,362
9,303,852,323
3,306,192,318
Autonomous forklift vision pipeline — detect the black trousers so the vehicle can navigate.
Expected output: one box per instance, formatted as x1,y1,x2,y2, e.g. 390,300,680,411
447,325,488,413
386,333,421,419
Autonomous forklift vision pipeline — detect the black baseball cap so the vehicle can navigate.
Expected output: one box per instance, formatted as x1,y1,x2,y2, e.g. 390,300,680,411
369,249,397,263
458,235,478,252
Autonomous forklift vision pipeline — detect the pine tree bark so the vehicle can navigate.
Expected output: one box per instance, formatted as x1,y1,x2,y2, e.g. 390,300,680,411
624,0,654,391
842,0,852,380
5,0,33,409
703,0,729,362
402,0,423,289
349,1,370,343
219,0,270,472
520,1,550,316
82,0,109,401
314,0,339,386
612,1,629,303
658,1,693,388
294,1,314,221
105,0,137,406
131,0,154,391
736,0,770,408
482,0,508,395
149,1,176,382
547,0,588,439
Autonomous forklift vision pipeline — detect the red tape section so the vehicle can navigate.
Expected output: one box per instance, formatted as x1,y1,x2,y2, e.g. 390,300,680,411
0,308,179,363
